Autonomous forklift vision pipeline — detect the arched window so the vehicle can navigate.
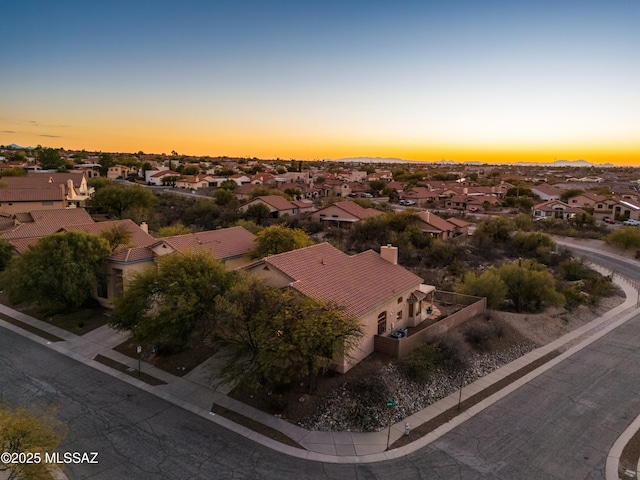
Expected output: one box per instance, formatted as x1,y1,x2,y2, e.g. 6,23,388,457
377,311,387,335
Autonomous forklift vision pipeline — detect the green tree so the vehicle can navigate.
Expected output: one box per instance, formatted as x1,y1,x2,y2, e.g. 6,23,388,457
253,225,313,258
99,224,133,252
0,167,27,177
474,217,515,247
88,185,157,218
605,227,640,250
220,179,238,190
0,405,66,480
368,179,386,194
87,177,113,191
98,152,115,176
112,252,232,347
36,148,66,170
245,203,272,225
214,274,362,392
456,269,507,309
1,232,111,309
560,188,584,203
158,223,191,237
0,239,13,271
497,260,564,312
214,188,235,206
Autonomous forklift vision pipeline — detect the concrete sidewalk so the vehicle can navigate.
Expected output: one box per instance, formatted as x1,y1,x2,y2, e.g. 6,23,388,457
1,247,640,466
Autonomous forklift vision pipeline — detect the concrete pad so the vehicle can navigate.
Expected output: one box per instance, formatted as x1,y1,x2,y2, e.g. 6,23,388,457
301,430,336,445
331,432,354,445
354,443,386,456
335,444,357,456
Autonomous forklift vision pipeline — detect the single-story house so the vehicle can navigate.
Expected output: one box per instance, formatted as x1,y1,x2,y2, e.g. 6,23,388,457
245,242,435,373
310,201,383,227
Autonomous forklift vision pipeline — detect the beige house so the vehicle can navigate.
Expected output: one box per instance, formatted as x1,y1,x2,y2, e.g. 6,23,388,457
239,195,300,218
245,243,435,373
0,173,95,211
310,201,382,227
99,226,257,306
175,175,214,190
107,165,133,180
416,211,456,240
0,186,66,214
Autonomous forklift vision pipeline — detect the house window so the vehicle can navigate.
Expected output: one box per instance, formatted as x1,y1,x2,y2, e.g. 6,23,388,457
97,272,108,299
377,312,387,335
597,204,603,209
409,302,414,317
397,311,403,320
397,297,402,304
332,215,338,218
319,214,326,217
113,269,124,297
608,205,613,209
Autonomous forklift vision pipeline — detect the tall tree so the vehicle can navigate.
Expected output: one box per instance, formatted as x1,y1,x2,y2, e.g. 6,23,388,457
97,153,115,176
214,274,362,392
88,185,157,218
1,232,112,309
36,148,66,170
252,225,313,258
112,252,232,347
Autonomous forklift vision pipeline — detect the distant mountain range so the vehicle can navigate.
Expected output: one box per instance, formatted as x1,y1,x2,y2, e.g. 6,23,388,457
4,143,34,150
334,156,618,168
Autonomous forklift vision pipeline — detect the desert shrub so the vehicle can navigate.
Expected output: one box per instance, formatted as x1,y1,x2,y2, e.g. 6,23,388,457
456,268,507,309
606,227,640,250
583,276,616,306
464,322,503,351
435,334,470,370
559,258,590,281
513,231,555,253
398,343,441,384
563,286,586,310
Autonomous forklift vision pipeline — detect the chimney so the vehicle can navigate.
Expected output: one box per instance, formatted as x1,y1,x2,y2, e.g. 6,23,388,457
140,222,148,233
380,244,398,265
463,187,468,194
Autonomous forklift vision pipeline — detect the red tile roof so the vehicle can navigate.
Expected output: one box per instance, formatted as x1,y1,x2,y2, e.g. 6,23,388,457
250,195,298,211
159,226,256,260
263,242,423,318
417,211,455,232
0,186,65,202
331,201,383,220
0,208,94,240
61,219,156,249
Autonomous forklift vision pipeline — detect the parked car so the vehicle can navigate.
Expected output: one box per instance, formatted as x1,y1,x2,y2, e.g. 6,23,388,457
623,219,640,226
399,200,407,206
603,217,616,224
360,193,373,198
403,200,416,206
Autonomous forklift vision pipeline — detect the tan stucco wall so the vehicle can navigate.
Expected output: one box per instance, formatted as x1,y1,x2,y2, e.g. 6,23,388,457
310,205,358,223
0,200,66,215
334,285,422,373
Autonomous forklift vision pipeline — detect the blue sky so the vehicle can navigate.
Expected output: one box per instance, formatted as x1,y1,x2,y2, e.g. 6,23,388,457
1,0,638,163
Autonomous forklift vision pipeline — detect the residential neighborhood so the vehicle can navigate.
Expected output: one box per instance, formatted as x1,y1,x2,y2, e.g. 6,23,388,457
1,145,639,477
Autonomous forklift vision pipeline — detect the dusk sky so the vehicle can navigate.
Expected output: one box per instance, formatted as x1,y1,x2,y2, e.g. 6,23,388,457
1,1,638,164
